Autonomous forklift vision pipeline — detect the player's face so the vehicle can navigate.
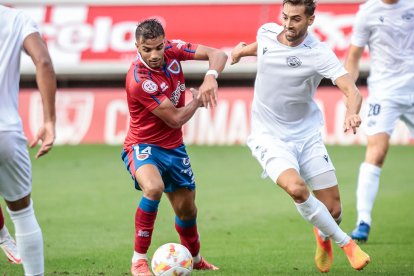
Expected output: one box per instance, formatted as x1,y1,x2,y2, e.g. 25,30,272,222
281,3,314,46
136,36,165,69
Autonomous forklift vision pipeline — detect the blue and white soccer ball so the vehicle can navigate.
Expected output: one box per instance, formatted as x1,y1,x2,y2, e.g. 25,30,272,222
151,243,193,276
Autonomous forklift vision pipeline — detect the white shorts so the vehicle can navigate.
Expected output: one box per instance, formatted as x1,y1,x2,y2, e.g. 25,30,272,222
0,131,32,201
364,94,414,137
247,132,337,191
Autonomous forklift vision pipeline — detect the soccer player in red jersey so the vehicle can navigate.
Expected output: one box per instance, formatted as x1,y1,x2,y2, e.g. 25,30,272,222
121,19,227,276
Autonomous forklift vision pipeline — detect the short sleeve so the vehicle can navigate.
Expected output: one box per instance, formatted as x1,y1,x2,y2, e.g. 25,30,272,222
16,11,39,44
315,44,348,84
167,40,198,61
350,7,370,47
128,78,167,112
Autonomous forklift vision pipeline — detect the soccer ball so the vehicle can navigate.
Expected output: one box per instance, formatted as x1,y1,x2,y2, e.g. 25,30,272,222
151,243,193,276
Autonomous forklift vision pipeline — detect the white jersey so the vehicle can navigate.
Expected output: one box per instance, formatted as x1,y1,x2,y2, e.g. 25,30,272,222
351,0,414,98
0,6,38,131
251,23,347,140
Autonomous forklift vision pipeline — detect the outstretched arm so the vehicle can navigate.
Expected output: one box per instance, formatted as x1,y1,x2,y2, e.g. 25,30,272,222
24,32,57,158
335,74,362,134
231,42,257,65
193,45,228,108
344,45,364,82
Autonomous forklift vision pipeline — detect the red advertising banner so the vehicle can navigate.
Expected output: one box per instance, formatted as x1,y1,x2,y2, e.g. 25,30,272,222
15,3,368,75
19,88,413,145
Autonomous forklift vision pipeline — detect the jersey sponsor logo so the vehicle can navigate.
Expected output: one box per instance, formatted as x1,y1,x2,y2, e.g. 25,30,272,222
286,56,302,68
142,80,158,94
167,59,180,74
170,81,186,106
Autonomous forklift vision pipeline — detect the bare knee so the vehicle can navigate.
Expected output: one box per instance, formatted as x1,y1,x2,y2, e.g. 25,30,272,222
315,190,341,218
366,147,387,166
366,135,389,167
176,205,197,221
329,204,342,220
286,181,309,203
142,184,164,200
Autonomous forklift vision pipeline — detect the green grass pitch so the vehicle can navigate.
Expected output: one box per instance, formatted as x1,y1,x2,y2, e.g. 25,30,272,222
1,145,413,275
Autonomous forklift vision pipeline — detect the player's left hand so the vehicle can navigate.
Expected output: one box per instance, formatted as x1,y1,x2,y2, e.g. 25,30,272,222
198,75,218,108
29,121,56,159
189,88,204,107
343,114,361,134
231,42,247,65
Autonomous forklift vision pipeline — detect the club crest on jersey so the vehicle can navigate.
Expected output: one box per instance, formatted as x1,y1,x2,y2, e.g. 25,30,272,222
142,80,158,94
167,60,181,74
286,56,302,68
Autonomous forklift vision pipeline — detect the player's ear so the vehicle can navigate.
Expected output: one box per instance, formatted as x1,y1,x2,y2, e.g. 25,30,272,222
308,15,315,26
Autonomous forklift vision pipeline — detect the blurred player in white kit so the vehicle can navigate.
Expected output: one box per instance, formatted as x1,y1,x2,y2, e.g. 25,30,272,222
0,5,56,276
345,0,414,242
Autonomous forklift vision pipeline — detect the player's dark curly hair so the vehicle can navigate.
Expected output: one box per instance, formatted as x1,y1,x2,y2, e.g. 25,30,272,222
283,0,316,16
135,19,165,41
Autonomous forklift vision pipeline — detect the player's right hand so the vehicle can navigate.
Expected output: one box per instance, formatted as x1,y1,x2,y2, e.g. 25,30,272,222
29,121,56,159
197,75,218,108
231,42,247,65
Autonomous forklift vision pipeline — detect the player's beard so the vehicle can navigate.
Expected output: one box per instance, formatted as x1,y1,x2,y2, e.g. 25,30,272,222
285,27,307,44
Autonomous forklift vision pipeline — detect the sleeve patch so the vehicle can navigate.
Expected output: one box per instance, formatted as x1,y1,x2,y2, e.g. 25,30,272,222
142,80,158,94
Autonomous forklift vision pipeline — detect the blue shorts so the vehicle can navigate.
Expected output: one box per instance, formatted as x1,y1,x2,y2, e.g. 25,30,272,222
121,144,196,193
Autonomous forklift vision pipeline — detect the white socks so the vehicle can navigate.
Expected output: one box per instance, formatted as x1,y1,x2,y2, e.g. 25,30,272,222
8,200,44,276
193,253,201,264
0,224,11,241
296,194,350,246
318,210,342,241
356,162,381,225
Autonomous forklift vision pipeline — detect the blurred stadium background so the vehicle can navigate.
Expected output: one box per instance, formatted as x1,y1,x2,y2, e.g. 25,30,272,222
3,0,413,146
1,1,414,275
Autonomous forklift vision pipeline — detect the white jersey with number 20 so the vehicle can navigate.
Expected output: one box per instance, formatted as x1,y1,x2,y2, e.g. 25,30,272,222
351,0,414,98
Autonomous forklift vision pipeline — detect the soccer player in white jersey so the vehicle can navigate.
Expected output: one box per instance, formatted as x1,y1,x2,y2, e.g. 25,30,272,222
231,0,370,272
345,0,414,242
0,5,56,276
